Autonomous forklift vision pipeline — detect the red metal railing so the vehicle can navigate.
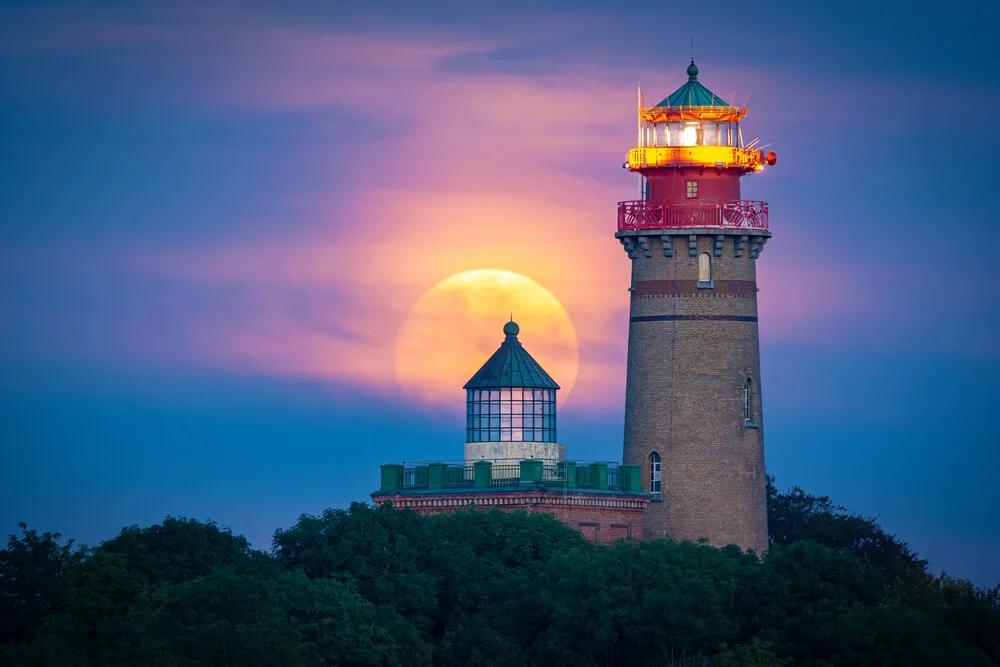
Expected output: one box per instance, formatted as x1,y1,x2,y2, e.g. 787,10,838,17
617,200,768,232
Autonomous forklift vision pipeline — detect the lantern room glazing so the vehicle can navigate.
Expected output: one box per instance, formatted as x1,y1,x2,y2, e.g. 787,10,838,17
466,387,556,443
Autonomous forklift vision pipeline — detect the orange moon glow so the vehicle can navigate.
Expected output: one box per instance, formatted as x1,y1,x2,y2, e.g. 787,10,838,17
394,269,579,407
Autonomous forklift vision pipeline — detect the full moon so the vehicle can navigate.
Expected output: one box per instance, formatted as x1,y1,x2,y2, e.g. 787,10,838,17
395,269,579,407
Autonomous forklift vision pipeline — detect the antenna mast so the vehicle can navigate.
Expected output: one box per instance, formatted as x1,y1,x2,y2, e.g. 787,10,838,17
638,84,646,200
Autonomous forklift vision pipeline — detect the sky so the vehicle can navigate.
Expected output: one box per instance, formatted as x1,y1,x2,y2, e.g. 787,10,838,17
1,0,999,586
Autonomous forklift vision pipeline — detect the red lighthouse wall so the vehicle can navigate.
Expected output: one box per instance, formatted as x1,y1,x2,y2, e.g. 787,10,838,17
647,168,742,203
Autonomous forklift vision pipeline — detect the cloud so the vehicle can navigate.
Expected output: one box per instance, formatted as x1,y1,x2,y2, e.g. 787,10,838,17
0,6,164,53
120,18,639,405
7,7,991,410
134,18,976,407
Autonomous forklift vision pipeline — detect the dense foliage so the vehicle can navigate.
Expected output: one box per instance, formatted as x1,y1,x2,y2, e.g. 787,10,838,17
1,482,997,666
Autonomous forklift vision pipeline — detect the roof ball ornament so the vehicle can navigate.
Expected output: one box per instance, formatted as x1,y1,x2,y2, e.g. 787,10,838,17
503,320,520,337
687,59,699,80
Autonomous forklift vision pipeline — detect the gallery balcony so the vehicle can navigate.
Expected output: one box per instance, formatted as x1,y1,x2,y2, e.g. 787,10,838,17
626,145,763,171
377,459,644,494
617,199,768,232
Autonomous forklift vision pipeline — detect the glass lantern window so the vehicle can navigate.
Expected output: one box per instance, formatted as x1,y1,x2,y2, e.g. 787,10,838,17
653,123,665,147
702,121,718,146
466,388,556,443
681,121,701,146
667,122,682,146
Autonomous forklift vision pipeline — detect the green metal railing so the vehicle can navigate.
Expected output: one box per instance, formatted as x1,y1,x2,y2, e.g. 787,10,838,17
490,464,522,487
446,465,474,488
541,463,565,482
607,465,620,490
379,460,644,494
402,465,428,489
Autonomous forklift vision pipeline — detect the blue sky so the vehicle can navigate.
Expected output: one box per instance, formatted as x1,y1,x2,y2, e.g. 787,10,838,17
1,0,998,585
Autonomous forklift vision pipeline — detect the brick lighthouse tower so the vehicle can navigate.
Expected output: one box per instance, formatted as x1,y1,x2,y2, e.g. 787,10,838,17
617,60,776,553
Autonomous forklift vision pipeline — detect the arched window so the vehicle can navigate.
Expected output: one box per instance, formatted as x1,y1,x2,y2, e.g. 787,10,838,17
698,252,712,287
649,452,661,496
744,378,758,428
744,378,752,420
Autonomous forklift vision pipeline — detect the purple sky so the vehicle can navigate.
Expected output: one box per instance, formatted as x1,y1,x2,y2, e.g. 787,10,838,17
1,1,998,585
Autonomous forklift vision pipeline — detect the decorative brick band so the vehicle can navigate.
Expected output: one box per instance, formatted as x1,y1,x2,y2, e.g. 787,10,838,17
633,279,757,299
370,490,650,544
372,491,649,511
630,315,759,323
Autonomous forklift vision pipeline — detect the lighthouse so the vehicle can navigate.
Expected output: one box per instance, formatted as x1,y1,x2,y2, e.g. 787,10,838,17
617,60,775,553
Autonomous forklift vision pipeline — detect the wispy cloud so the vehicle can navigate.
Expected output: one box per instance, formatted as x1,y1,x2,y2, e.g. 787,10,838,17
5,5,990,411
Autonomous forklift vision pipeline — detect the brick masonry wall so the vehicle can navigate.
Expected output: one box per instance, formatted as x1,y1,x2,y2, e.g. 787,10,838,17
370,491,649,544
621,232,768,553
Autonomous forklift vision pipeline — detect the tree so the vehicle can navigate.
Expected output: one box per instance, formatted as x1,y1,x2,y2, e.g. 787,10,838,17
3,485,997,666
757,541,885,662
710,637,789,667
525,540,758,667
37,549,147,663
420,508,582,641
99,516,260,585
766,476,927,587
0,523,81,645
273,502,438,639
126,567,429,667
907,573,1000,664
29,517,276,665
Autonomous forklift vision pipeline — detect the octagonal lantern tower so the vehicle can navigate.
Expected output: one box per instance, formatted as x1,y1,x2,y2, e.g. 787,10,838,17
617,60,776,553
463,320,562,464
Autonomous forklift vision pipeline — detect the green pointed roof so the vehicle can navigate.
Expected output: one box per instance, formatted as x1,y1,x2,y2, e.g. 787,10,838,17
463,321,560,390
655,60,730,107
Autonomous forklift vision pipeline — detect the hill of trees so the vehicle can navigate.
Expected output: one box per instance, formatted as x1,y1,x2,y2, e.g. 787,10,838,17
1,478,997,666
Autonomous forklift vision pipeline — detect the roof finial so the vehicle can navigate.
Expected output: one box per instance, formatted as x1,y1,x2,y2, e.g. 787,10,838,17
687,38,699,80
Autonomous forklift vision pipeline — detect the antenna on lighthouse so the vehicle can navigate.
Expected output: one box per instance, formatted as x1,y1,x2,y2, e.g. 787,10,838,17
637,84,646,200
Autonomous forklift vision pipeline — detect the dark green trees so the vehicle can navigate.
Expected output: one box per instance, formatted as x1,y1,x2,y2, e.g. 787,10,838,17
766,476,927,587
0,523,81,646
1,484,998,666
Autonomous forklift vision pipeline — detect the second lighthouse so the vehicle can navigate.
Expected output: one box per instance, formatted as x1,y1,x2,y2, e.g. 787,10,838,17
617,61,776,553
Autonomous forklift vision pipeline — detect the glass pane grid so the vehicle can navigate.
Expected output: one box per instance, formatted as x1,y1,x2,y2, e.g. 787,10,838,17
465,389,556,442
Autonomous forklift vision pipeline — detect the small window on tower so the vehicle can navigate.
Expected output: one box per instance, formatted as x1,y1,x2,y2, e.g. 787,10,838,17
744,378,759,429
698,252,713,288
649,452,662,500
686,181,698,199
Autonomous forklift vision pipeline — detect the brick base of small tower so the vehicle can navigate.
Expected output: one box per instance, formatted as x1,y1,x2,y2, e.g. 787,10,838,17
371,488,650,543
